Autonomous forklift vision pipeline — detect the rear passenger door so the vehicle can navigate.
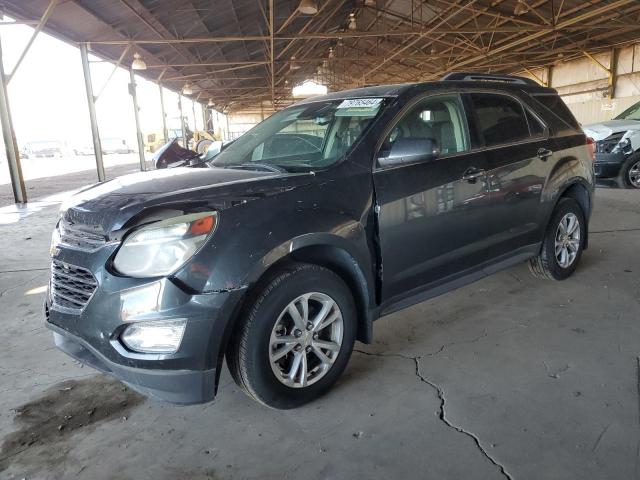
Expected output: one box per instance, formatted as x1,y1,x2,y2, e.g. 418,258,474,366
465,92,551,258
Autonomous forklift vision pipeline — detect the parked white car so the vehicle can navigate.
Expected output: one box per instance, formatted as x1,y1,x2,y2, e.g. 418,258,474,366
582,101,640,188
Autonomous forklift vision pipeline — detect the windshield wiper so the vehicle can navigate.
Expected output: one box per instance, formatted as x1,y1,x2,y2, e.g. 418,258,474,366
224,163,287,173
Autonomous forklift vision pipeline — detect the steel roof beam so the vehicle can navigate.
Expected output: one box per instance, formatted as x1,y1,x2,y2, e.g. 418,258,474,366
6,0,58,84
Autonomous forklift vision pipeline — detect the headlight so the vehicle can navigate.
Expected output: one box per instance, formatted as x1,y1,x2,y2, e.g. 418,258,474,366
113,212,218,277
50,224,61,257
121,319,187,354
613,136,632,153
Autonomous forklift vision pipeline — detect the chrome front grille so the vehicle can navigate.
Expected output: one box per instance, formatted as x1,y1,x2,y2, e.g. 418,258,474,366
58,221,107,251
51,260,98,311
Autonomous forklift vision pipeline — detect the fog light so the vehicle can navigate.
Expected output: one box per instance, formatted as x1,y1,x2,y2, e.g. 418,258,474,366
121,319,187,354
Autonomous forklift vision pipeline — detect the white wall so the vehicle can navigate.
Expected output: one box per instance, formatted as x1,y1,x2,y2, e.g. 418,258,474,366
524,43,640,125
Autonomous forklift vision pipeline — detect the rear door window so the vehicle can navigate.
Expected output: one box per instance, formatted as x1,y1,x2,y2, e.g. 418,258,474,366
469,93,531,147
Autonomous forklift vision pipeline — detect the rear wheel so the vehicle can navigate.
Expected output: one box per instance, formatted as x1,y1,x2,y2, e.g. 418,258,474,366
226,264,356,409
529,198,585,280
620,153,640,189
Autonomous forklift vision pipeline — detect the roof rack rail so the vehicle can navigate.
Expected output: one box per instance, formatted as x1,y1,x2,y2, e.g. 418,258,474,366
440,72,539,86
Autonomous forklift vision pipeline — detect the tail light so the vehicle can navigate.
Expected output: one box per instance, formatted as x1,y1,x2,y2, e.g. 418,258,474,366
586,137,596,162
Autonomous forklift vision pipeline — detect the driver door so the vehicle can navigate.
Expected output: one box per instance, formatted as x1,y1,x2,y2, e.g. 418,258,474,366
373,94,493,303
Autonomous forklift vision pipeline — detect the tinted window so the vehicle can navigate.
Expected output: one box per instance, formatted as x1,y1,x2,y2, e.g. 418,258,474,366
526,109,545,137
382,94,469,158
616,101,640,121
470,93,530,147
532,94,581,129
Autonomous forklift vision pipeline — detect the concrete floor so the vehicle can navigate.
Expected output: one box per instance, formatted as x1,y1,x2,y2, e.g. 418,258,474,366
0,184,639,480
0,155,151,206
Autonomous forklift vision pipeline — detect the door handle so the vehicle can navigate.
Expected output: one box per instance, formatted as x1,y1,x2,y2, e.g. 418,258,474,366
462,166,486,183
537,148,553,160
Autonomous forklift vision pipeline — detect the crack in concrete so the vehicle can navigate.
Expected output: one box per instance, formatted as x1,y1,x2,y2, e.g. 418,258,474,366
354,348,513,480
0,267,49,274
591,423,611,453
591,227,640,234
413,356,514,480
0,274,42,298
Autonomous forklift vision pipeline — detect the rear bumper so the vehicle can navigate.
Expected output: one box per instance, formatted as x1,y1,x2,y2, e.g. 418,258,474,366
49,324,216,405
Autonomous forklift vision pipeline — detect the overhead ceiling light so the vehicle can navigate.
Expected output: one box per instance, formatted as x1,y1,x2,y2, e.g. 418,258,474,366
290,55,301,70
207,98,214,107
365,0,376,6
328,47,334,58
430,46,437,55
298,0,318,15
182,83,193,95
348,12,357,31
293,80,328,98
131,52,147,70
514,0,528,16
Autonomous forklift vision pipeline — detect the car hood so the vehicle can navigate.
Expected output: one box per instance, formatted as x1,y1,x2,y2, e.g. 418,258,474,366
582,119,640,141
61,167,314,233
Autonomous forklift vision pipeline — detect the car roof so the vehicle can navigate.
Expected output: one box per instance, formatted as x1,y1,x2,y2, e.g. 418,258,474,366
295,77,556,105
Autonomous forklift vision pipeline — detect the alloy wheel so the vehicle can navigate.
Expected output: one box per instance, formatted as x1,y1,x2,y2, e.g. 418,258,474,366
269,292,344,388
628,160,640,188
555,212,581,269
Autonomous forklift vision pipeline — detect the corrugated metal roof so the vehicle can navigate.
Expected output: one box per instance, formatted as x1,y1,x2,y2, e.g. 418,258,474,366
4,0,640,112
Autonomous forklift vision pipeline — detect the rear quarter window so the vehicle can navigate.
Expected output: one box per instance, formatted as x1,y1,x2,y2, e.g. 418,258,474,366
525,109,546,137
531,94,581,131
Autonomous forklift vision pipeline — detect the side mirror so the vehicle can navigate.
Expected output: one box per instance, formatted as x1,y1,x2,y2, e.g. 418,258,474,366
377,138,439,167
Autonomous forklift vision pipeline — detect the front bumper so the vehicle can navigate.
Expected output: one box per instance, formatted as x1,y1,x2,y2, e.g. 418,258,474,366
594,152,625,180
45,253,246,404
49,324,217,404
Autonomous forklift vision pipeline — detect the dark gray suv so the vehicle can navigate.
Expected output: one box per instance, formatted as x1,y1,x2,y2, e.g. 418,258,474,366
46,72,594,409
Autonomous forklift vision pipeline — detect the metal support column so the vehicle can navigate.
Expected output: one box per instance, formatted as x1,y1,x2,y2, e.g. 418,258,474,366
191,100,197,130
0,37,26,203
128,68,146,171
609,48,618,101
79,43,105,182
202,105,208,132
178,96,187,148
158,83,168,144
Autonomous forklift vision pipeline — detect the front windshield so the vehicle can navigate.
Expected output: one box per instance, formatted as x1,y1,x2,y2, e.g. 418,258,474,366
211,98,384,172
615,101,640,121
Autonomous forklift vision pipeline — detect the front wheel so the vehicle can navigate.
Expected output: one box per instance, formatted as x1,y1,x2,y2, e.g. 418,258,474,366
529,198,586,280
620,153,640,189
226,264,356,409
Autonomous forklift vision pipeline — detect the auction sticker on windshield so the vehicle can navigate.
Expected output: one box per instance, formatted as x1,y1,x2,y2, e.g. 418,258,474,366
336,98,383,117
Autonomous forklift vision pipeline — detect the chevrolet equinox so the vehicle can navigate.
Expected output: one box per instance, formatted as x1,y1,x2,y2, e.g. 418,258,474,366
46,72,595,409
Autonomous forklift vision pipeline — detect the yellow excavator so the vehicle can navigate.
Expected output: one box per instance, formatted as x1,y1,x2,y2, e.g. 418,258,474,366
192,127,223,154
145,117,223,154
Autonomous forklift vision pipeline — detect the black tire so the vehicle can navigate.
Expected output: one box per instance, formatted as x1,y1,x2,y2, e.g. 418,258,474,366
619,153,640,189
529,198,586,280
226,263,356,409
